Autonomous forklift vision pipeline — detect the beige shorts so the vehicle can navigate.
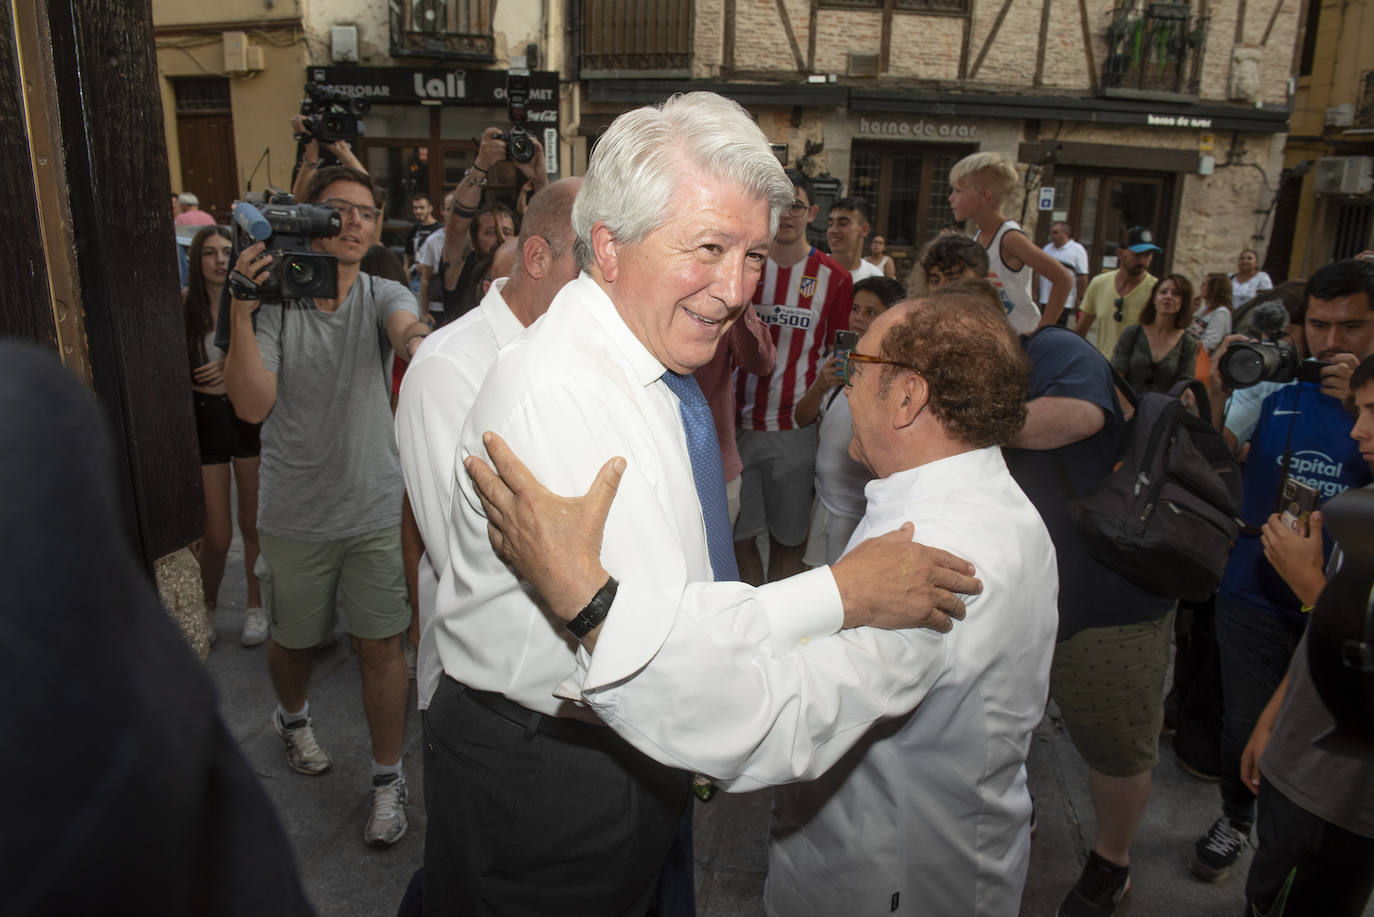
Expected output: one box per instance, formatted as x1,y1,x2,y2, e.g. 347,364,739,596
256,525,410,649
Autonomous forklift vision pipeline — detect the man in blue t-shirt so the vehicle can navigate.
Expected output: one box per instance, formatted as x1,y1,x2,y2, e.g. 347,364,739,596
1188,258,1374,884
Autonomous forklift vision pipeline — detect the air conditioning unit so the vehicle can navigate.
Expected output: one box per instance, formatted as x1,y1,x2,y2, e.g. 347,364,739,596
1313,156,1374,195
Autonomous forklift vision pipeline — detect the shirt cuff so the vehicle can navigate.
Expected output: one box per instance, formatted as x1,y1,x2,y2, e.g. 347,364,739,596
755,566,844,651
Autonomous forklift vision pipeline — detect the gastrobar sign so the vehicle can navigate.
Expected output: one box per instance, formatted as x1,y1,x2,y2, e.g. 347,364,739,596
306,66,560,122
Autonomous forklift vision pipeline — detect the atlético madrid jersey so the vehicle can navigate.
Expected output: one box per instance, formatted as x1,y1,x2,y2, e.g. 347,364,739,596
736,248,853,431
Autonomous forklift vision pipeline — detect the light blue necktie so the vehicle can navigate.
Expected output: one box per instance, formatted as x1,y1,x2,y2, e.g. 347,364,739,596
661,371,739,582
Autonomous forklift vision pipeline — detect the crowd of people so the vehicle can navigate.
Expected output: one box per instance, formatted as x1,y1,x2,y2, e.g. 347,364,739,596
166,96,1374,917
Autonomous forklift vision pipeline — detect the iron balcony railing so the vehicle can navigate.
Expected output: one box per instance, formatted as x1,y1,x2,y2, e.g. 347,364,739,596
1101,1,1207,98
389,0,495,60
579,0,692,78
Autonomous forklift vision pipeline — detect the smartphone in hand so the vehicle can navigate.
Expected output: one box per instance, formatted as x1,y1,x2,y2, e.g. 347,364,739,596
1279,476,1320,536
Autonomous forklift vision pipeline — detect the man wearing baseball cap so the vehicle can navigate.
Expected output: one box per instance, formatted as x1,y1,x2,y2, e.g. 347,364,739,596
1076,226,1162,359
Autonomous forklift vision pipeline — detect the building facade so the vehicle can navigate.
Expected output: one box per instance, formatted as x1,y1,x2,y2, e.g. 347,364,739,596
153,0,570,229
1268,0,1374,280
575,0,1296,283
155,0,1298,285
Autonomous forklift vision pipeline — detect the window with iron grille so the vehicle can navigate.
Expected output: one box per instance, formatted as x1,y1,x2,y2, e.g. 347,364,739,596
1333,200,1374,262
174,78,231,114
580,0,692,76
1356,71,1374,129
390,0,494,60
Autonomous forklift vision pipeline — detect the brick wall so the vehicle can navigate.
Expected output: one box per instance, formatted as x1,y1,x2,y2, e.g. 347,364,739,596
696,0,1298,104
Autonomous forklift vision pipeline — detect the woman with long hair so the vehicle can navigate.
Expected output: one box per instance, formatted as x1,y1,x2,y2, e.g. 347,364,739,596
1191,272,1233,356
185,225,266,646
1112,273,1198,394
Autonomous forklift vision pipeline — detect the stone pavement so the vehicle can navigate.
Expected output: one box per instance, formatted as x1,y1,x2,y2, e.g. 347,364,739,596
205,526,1370,917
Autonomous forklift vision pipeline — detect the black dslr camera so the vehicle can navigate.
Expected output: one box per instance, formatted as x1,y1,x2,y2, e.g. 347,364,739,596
298,82,370,146
230,192,342,302
497,69,535,164
1218,299,1331,389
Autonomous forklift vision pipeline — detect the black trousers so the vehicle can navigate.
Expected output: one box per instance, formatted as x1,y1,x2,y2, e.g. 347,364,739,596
422,676,690,916
1245,779,1374,917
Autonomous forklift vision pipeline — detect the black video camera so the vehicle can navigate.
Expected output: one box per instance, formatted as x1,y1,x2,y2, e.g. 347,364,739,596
298,82,370,146
497,69,536,164
230,192,342,302
1218,299,1331,389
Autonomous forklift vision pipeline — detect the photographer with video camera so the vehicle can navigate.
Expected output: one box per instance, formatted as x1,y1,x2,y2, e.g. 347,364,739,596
438,125,546,322
1185,259,1374,885
224,163,430,849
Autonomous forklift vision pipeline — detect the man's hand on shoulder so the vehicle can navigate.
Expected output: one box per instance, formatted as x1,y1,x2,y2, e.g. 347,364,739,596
464,431,624,621
831,524,980,633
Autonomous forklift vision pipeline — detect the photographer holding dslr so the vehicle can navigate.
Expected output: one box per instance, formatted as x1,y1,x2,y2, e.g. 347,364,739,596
438,125,547,321
224,162,430,849
1186,258,1374,884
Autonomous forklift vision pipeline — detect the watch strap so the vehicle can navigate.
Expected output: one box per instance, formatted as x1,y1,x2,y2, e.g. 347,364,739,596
566,576,618,639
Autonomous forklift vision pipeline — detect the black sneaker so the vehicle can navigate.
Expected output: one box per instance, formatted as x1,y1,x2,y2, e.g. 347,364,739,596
1059,851,1130,917
1189,817,1249,881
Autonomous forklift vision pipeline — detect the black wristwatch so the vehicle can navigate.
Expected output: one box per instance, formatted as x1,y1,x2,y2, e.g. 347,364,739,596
566,576,618,639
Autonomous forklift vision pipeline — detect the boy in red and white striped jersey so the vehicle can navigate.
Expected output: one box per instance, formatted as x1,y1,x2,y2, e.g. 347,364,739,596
734,170,853,585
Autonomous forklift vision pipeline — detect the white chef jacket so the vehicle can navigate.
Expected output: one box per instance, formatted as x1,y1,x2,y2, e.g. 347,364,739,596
443,274,845,718
570,446,1059,916
395,277,523,709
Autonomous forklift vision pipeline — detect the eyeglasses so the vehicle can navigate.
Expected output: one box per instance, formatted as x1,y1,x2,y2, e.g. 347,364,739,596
1113,297,1125,322
322,198,381,225
841,350,923,387
785,199,809,214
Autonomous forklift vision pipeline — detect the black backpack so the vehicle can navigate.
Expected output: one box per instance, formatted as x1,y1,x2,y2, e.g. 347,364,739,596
1072,375,1244,602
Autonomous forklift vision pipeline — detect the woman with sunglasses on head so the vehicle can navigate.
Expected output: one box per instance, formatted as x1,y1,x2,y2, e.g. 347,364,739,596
794,276,908,567
184,225,266,647
1111,273,1199,395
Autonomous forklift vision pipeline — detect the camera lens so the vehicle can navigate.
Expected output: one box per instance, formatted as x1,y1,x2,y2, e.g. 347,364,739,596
1220,345,1265,388
287,258,317,285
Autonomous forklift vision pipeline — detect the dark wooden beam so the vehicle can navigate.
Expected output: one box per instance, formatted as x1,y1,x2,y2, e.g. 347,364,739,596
1260,0,1288,45
969,0,1017,79
808,0,819,72
881,0,895,74
1077,0,1098,92
1034,0,1053,86
0,3,56,348
724,0,737,72
1018,139,1200,172
47,0,203,565
775,0,808,73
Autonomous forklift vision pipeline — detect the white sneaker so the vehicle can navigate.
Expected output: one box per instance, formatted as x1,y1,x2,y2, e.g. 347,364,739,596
273,711,333,776
365,775,408,847
241,607,269,647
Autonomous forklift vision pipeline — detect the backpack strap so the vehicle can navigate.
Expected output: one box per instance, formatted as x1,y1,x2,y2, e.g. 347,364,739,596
1166,377,1212,422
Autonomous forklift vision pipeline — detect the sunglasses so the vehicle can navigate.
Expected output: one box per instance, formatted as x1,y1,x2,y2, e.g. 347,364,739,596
841,350,923,387
1113,297,1125,322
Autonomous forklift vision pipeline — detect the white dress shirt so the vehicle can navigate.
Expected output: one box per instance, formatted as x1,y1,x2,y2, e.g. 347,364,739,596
395,277,524,708
442,274,844,718
570,446,1059,916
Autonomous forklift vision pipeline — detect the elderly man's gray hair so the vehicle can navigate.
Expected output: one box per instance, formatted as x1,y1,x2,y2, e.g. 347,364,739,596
177,191,199,207
571,92,793,270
